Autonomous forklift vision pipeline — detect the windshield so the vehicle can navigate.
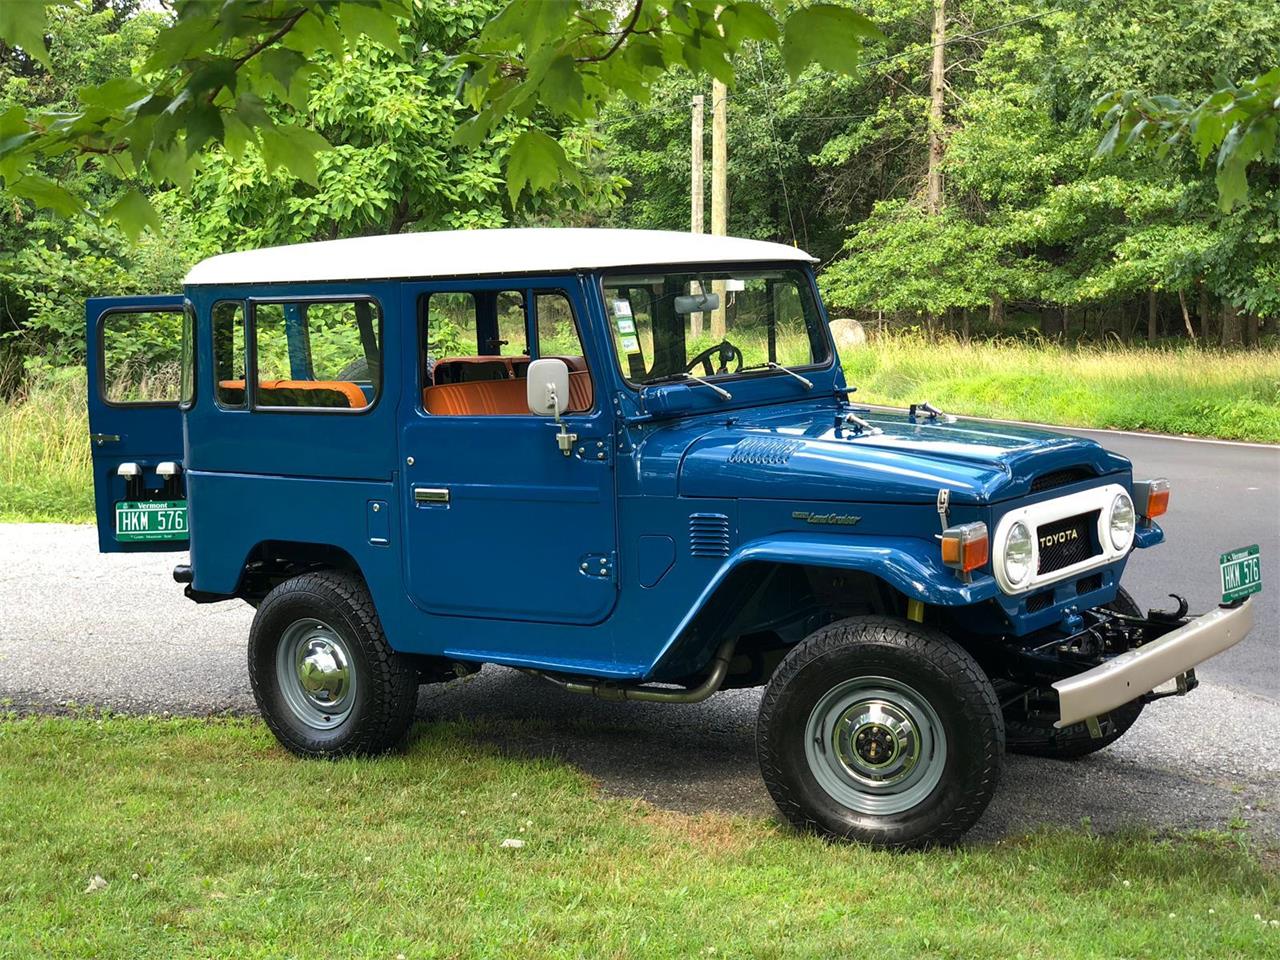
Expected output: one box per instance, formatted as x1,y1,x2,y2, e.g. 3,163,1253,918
602,266,830,385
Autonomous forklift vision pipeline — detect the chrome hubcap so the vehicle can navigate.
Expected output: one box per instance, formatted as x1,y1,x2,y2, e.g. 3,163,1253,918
805,677,946,816
276,620,355,730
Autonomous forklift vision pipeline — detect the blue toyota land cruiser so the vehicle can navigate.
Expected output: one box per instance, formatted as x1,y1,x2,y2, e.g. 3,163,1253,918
86,228,1258,848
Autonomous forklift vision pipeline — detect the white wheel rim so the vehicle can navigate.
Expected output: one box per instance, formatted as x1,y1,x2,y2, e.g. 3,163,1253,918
803,676,948,816
275,619,356,730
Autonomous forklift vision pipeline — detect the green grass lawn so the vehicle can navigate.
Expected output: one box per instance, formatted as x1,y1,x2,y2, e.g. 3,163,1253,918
1,715,1277,959
845,335,1280,443
2,338,1276,523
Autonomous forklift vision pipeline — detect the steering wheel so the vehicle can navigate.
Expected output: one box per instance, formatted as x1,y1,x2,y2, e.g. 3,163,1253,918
685,340,743,377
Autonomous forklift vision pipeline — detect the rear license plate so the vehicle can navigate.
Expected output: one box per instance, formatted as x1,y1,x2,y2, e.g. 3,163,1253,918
115,500,188,542
1219,544,1261,604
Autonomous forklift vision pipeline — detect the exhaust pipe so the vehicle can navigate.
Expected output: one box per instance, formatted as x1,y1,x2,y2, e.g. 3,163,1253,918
520,639,736,704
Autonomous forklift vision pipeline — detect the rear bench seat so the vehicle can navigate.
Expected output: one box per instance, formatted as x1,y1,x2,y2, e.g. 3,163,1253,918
218,379,368,408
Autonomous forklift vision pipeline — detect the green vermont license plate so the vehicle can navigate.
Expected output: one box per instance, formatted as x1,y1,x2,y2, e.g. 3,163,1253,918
1219,544,1261,604
115,500,189,542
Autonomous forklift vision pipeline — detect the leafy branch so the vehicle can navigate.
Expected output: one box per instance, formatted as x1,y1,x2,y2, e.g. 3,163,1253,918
1095,66,1280,211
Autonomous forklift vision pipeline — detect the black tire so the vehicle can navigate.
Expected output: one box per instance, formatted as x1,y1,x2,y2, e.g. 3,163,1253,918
1003,587,1145,759
248,570,417,758
757,616,1003,849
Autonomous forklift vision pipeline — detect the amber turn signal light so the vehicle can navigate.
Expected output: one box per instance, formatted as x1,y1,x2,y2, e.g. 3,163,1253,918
1134,478,1170,519
941,521,989,573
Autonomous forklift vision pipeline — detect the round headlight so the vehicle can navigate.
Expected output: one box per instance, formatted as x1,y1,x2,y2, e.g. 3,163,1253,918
1110,491,1136,550
1004,521,1034,586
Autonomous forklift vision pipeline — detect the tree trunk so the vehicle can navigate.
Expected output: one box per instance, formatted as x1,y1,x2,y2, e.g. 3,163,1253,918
1198,285,1213,341
1146,290,1158,342
1261,313,1277,339
989,293,1004,331
1178,290,1195,340
1221,302,1242,347
1039,308,1060,339
1241,313,1257,347
961,307,971,341
926,0,946,215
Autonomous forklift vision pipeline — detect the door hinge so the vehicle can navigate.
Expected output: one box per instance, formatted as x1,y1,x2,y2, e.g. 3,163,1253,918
572,437,611,464
579,551,616,582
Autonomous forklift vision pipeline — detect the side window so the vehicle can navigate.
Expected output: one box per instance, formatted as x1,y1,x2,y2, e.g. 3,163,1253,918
251,299,381,411
494,290,527,357
421,288,593,416
535,293,584,358
213,301,246,409
101,309,183,404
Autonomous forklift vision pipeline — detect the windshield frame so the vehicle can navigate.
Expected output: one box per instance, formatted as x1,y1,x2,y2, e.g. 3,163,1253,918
597,259,835,391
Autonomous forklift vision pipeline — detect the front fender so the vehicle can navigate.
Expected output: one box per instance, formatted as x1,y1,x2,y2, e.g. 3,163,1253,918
648,533,999,676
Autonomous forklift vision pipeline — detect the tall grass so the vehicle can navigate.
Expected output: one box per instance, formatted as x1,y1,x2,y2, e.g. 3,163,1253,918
844,333,1280,443
0,366,94,522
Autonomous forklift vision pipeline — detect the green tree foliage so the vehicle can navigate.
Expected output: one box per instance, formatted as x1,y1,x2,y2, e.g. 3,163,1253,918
814,0,1279,333
174,0,625,250
0,0,878,237
0,1,206,367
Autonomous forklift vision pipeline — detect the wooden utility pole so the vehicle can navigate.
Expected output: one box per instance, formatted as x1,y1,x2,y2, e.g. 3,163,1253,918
710,78,728,337
691,95,705,235
690,94,706,337
926,0,946,215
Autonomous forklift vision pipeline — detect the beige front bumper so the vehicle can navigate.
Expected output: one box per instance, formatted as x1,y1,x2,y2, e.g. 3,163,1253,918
1053,598,1256,727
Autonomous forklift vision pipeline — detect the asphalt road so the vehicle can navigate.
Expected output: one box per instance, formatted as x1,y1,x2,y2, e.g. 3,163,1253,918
1,429,1277,842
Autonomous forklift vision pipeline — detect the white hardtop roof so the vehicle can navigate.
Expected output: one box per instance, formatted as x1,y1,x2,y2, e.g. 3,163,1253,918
184,228,815,286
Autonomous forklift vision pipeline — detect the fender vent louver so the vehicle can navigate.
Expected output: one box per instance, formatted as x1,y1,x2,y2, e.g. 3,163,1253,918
689,513,731,558
727,437,803,465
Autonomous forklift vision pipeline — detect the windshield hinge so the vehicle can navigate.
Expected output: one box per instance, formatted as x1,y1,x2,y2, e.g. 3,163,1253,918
936,488,951,531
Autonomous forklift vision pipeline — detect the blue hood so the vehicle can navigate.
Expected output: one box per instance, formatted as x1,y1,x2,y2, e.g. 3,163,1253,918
676,406,1130,505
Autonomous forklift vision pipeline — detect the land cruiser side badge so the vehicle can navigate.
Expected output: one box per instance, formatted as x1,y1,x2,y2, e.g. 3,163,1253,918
793,511,861,527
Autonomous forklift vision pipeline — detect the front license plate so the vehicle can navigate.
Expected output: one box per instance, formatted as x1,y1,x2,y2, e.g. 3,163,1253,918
115,500,189,542
1219,544,1261,604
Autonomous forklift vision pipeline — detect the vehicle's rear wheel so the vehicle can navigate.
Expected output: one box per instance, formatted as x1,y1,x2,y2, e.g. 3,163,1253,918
757,616,1003,849
1004,587,1145,759
248,570,417,757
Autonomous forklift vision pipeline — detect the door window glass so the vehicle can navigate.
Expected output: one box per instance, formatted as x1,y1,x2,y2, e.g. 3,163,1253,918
101,309,184,404
251,299,381,410
180,303,196,408
213,301,246,408
422,288,592,416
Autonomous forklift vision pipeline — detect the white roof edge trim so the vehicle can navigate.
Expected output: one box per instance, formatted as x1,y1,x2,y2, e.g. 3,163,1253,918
184,228,816,286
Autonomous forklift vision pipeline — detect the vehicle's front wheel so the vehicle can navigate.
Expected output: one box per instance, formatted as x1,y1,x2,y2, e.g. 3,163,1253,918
248,570,417,758
757,616,1003,849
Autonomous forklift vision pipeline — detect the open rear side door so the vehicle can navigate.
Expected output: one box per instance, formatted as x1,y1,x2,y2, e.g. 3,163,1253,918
85,295,188,553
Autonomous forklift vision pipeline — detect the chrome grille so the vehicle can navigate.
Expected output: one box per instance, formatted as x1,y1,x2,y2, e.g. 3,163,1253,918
1036,511,1100,574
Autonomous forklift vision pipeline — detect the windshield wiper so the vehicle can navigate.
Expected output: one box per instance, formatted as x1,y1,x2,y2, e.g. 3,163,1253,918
742,361,813,391
643,371,733,400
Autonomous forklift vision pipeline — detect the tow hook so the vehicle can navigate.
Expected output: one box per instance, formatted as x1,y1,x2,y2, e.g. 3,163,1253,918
1148,594,1189,623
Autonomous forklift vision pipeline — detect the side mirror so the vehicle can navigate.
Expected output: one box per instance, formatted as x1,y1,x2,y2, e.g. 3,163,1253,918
526,357,570,417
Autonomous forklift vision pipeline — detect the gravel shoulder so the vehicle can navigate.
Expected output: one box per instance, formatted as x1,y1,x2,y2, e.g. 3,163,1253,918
2,522,1277,843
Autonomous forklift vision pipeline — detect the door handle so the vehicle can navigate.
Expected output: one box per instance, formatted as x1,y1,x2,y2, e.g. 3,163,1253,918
413,487,450,504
